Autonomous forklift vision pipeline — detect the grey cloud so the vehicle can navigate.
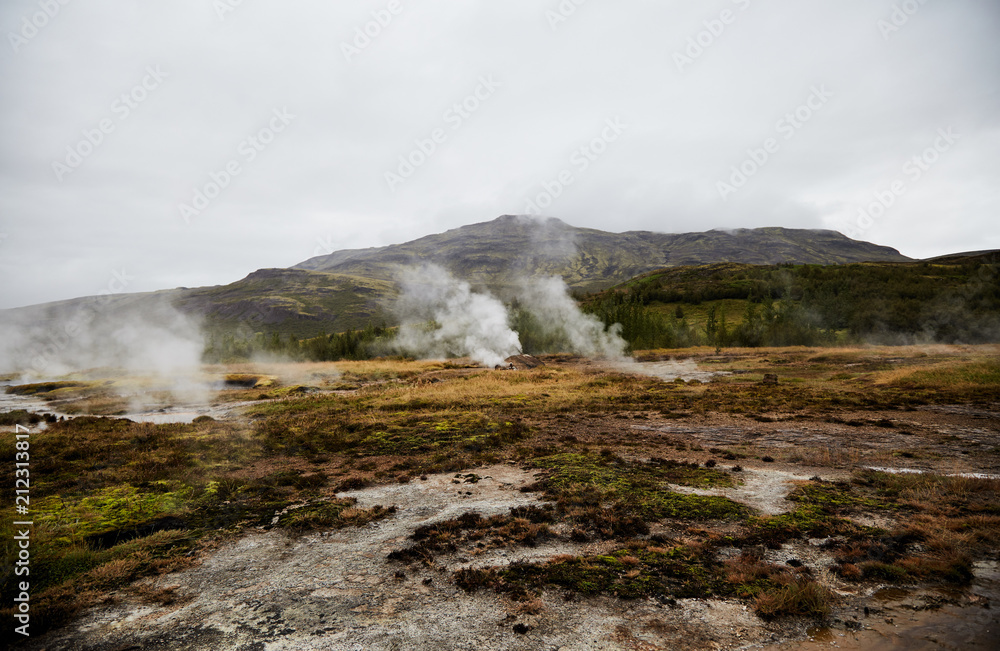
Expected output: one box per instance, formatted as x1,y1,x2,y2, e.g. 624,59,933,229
1,0,997,308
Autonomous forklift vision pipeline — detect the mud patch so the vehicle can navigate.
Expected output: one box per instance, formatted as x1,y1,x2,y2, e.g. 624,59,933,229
762,560,1000,650
614,359,727,383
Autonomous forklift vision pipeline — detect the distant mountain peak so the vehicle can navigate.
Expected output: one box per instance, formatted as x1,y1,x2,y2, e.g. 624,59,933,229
293,216,909,288
463,213,573,233
3,215,920,340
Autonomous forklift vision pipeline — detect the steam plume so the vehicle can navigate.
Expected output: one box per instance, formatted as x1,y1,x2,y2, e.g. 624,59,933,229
393,265,630,366
394,264,521,367
516,276,628,360
0,297,209,405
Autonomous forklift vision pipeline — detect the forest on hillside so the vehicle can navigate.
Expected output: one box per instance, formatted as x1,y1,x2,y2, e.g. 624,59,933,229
586,259,1000,349
201,258,1000,362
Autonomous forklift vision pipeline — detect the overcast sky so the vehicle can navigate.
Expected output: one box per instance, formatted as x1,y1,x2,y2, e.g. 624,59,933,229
0,1,997,309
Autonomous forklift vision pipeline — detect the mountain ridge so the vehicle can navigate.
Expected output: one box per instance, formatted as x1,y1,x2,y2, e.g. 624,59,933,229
1,216,914,338
294,215,909,294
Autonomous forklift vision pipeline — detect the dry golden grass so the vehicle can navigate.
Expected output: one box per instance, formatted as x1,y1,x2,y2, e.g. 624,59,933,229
753,580,833,619
873,357,1000,388
514,595,546,615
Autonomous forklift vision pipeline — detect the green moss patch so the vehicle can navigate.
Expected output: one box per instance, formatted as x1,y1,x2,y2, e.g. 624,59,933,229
5,380,94,396
36,484,192,547
457,545,729,601
787,480,891,513
528,452,748,523
457,544,833,620
738,504,868,549
276,499,395,532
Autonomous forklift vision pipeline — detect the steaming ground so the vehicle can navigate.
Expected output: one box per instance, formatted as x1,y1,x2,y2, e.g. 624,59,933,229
613,359,728,383
395,264,521,368
394,264,628,367
0,297,212,410
6,348,1000,649
0,261,686,408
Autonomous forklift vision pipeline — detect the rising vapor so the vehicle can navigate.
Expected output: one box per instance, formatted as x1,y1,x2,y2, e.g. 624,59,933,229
393,264,630,366
394,264,522,367
515,275,628,360
0,297,210,405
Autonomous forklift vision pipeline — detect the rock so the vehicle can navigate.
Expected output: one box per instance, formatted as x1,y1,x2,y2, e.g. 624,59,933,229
503,355,545,370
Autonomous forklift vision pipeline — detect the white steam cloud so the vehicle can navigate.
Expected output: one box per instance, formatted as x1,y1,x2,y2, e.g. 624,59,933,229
515,276,628,360
393,264,629,366
395,265,521,367
0,297,209,405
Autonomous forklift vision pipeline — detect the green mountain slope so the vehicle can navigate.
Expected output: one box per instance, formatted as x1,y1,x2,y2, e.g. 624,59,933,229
1,216,914,340
174,269,396,338
295,215,909,295
582,254,1000,348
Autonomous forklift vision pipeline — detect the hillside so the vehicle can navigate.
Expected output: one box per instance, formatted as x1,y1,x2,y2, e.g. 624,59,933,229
174,269,395,338
582,253,1000,348
295,215,909,295
1,216,913,340
925,250,1000,265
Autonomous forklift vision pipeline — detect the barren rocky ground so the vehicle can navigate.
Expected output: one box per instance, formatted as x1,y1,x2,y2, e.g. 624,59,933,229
5,348,1000,649
22,466,795,651
25,410,1000,650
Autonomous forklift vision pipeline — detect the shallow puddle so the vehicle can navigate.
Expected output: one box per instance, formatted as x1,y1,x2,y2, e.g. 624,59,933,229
764,561,1000,650
865,466,1000,480
613,359,727,382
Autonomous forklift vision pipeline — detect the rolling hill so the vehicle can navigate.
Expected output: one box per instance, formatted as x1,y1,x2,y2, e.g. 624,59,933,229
582,253,1000,348
1,216,913,339
295,215,909,294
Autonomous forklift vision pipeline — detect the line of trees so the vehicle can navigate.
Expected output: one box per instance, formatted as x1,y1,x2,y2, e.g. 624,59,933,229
583,294,834,350
585,259,999,349
202,323,392,363
202,259,999,360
